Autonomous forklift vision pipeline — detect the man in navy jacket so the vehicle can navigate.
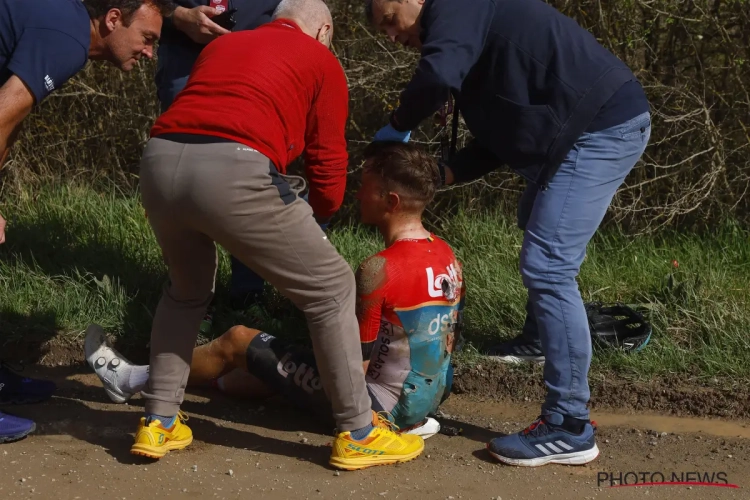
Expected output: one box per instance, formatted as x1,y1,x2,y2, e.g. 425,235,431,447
367,0,651,467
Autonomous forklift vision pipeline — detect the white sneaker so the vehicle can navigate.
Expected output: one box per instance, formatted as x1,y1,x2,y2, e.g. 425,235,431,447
84,324,135,403
403,417,441,439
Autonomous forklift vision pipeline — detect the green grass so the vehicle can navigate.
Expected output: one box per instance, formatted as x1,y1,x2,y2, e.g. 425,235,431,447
2,182,749,382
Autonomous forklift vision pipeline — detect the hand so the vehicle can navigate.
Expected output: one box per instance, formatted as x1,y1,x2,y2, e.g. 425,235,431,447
434,160,455,185
172,6,231,45
373,123,411,143
0,212,6,244
443,163,455,185
313,213,331,231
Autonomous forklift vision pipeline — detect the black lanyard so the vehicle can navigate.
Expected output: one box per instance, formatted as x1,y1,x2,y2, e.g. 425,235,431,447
439,94,460,162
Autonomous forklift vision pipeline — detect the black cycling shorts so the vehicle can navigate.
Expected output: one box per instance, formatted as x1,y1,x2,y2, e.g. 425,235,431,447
245,332,384,427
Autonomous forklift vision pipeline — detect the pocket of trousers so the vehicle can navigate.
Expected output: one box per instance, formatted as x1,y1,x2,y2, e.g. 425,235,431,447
620,112,651,141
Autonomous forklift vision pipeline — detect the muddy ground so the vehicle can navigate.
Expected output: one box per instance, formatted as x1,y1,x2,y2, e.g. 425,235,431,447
1,363,749,500
9,337,750,419
452,362,750,419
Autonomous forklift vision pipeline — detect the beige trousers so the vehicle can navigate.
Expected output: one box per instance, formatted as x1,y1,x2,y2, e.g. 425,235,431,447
138,137,371,430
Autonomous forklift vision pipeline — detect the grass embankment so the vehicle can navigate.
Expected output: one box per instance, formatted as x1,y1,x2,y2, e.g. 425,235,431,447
1,182,749,383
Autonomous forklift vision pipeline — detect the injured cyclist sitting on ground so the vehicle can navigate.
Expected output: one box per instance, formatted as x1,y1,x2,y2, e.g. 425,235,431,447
85,142,466,440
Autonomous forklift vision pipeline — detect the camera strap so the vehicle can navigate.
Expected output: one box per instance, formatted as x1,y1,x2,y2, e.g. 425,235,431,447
439,94,459,162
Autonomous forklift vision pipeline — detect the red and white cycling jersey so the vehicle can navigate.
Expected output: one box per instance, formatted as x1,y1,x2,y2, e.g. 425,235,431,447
357,234,465,428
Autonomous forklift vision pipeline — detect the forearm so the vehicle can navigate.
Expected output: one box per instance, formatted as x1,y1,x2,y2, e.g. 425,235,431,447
0,121,23,168
0,121,16,156
305,61,350,218
446,140,502,184
0,76,34,167
391,78,450,132
170,5,230,44
390,0,495,131
306,173,346,219
171,6,193,32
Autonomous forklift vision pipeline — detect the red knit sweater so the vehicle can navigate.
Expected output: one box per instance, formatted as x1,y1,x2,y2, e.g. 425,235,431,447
150,19,349,218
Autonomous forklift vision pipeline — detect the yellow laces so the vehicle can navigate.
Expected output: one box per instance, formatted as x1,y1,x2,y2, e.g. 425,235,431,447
375,411,400,433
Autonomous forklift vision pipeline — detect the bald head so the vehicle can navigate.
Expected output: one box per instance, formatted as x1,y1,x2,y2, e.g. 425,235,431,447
272,0,334,47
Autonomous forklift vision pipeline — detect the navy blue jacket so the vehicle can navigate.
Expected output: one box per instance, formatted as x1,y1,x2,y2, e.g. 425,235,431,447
390,0,642,185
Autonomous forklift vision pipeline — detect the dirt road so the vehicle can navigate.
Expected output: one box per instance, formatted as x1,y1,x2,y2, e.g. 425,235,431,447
1,368,748,500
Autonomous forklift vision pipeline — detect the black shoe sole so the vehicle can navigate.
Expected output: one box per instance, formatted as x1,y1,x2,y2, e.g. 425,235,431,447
0,394,55,405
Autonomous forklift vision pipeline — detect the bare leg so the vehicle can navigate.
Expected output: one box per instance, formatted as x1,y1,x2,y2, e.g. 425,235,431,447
188,326,274,398
214,368,273,398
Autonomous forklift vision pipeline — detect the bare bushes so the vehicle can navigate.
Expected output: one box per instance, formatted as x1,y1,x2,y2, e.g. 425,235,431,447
1,60,159,192
3,0,749,231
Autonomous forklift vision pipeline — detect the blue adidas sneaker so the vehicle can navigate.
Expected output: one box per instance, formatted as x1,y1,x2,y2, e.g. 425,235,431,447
0,361,57,404
0,411,36,443
487,414,599,467
485,333,545,364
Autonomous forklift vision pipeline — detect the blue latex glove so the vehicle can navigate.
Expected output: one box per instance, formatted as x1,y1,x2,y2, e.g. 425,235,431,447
373,123,411,143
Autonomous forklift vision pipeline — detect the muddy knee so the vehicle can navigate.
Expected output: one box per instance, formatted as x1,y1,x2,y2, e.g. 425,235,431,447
217,326,261,366
223,326,261,351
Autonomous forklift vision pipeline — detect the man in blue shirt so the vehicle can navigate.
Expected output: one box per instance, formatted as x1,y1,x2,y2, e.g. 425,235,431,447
367,0,651,467
0,0,174,444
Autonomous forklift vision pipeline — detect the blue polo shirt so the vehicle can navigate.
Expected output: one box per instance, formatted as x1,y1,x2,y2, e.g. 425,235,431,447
0,0,90,103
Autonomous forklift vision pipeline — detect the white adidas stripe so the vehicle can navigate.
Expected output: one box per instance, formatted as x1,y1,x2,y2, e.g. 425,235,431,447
546,442,563,453
535,440,575,455
534,444,552,456
556,440,574,451
513,345,541,356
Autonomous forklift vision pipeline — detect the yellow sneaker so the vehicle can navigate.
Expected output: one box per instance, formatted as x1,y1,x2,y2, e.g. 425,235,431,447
130,411,193,459
329,412,425,470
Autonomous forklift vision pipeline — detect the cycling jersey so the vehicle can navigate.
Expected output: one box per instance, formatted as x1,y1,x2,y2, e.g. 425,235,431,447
358,235,465,428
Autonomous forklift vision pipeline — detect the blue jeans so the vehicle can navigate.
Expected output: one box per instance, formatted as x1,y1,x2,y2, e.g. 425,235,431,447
517,111,651,420
155,41,199,113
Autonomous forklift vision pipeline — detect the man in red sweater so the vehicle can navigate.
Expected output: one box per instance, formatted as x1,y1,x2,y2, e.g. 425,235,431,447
131,0,424,469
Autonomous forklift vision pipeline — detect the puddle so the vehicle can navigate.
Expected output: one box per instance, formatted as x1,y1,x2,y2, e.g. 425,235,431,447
591,412,750,438
42,368,750,441
442,396,750,439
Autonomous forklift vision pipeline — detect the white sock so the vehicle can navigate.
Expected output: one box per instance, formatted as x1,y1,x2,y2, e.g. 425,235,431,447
120,365,149,393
